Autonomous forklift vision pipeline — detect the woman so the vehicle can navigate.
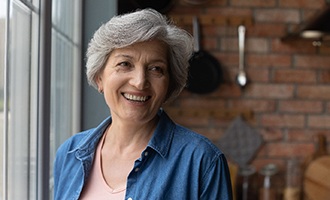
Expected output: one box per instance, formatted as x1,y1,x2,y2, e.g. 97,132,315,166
54,9,232,200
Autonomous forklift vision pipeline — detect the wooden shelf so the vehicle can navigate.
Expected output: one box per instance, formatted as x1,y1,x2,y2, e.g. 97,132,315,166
169,14,253,26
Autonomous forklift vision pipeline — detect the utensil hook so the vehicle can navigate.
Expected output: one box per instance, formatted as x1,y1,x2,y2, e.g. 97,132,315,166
192,16,201,52
238,25,245,72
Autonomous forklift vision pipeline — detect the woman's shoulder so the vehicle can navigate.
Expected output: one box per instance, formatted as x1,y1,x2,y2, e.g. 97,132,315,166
173,124,223,157
56,117,111,154
56,128,96,154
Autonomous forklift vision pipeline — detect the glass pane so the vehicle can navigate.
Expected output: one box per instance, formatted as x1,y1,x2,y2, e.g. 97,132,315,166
28,10,40,200
6,1,38,199
7,2,31,199
49,0,82,197
0,0,6,198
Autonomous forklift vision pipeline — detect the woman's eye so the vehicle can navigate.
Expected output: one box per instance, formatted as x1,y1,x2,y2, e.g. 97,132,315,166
116,61,132,71
118,61,130,67
148,66,165,76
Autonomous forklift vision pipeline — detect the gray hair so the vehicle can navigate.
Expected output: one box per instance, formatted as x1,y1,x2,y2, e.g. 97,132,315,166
86,8,193,102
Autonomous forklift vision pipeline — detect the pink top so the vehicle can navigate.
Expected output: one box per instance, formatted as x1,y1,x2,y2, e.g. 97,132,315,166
79,133,126,200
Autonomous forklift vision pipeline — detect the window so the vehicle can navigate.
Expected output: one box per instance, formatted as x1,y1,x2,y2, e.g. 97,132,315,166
50,0,82,196
0,0,6,198
1,0,82,199
5,1,39,198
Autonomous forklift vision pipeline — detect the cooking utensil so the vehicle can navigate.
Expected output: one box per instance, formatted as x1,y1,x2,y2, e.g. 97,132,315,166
240,166,256,200
283,159,302,200
217,116,263,167
186,16,223,94
119,0,174,14
131,0,173,13
259,164,279,200
236,25,248,88
303,134,330,200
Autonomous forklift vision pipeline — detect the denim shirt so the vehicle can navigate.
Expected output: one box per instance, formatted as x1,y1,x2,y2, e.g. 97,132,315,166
54,110,232,200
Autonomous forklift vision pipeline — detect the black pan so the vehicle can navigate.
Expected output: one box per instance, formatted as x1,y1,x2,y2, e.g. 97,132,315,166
186,17,223,94
130,0,174,13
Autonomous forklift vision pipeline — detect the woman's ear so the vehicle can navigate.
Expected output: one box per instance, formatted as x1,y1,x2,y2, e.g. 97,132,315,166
96,75,103,94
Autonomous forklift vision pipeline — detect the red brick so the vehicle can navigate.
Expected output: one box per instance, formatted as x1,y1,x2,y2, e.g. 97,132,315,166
221,65,240,83
295,55,330,69
215,26,236,37
192,127,225,142
320,44,330,55
166,113,209,127
297,85,330,100
259,128,284,141
215,52,238,67
278,100,323,113
213,84,242,98
247,54,292,68
273,69,317,83
302,9,322,22
278,0,324,9
208,0,227,6
247,38,269,53
203,37,218,50
272,39,316,54
246,84,294,99
202,26,220,37
206,7,252,16
169,6,201,15
319,70,330,83
308,115,330,128
254,9,300,23
177,0,227,7
219,37,237,52
286,129,322,142
246,68,269,82
220,37,269,53
249,24,286,37
213,116,236,127
231,0,276,7
267,143,314,157
261,114,305,128
229,99,276,112
177,97,226,109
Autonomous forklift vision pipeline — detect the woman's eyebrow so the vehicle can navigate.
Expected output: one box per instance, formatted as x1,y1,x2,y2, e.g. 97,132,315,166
112,54,133,59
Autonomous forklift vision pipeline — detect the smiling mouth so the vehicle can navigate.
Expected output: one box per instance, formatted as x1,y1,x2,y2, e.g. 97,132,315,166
123,93,151,102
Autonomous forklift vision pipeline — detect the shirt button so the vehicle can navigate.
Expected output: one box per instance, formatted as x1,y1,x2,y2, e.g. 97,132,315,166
128,198,133,200
144,151,149,156
135,168,140,172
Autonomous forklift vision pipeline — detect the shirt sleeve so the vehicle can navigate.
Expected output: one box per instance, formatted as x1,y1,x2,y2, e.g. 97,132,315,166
200,153,233,200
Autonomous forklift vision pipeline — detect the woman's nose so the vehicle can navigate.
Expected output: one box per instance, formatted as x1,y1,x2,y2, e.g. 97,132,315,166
129,68,150,90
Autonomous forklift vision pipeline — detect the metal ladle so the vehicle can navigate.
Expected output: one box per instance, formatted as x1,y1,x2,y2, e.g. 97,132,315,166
236,25,248,88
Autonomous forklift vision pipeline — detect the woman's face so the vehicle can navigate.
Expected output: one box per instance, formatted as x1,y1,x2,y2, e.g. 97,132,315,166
96,40,169,124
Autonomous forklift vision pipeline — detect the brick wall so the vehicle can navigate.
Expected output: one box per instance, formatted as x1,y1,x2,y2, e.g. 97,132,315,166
166,0,330,178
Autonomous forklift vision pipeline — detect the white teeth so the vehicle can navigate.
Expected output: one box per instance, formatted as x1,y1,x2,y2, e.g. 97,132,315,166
123,93,149,102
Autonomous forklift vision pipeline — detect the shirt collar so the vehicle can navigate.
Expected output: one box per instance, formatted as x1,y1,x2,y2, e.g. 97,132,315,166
73,117,112,155
74,109,175,159
147,109,175,158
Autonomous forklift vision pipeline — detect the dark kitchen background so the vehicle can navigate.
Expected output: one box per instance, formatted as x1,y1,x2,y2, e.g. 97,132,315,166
119,0,330,199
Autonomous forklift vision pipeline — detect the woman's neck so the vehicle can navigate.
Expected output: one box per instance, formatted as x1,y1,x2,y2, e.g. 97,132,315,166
102,116,158,156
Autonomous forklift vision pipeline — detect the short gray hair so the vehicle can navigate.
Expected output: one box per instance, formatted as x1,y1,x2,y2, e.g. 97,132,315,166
86,8,193,102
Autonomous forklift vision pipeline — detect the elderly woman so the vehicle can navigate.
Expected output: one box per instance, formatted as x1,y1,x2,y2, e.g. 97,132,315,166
54,9,232,200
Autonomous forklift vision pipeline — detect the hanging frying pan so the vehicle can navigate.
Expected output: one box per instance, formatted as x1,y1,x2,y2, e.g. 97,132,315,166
130,0,174,13
186,16,223,94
